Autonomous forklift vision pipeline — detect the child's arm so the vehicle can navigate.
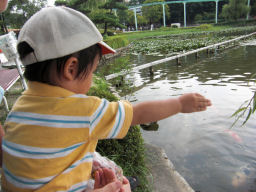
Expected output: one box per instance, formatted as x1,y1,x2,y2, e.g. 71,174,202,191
131,93,211,126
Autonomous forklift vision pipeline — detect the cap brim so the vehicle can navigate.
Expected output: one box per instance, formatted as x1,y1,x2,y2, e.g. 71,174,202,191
98,41,116,55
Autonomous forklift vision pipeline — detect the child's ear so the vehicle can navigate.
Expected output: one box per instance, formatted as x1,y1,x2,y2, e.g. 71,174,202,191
63,57,79,80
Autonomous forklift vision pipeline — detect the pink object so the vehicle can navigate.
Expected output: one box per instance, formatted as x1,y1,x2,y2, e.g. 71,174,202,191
224,130,242,143
0,68,20,91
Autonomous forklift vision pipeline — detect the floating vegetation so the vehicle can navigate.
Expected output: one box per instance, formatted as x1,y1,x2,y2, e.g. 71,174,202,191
128,26,256,56
129,36,232,55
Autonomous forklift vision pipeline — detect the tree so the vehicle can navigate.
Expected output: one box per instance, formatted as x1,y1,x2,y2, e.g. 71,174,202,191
222,0,250,21
55,0,89,14
187,2,216,23
84,0,105,10
91,0,127,35
167,1,227,24
1,0,46,33
55,0,106,14
168,3,183,23
128,0,145,6
55,0,127,35
251,0,256,17
127,10,147,27
117,9,129,25
141,0,170,25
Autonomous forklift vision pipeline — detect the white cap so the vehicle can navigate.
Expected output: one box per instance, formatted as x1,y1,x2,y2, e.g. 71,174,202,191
17,6,116,66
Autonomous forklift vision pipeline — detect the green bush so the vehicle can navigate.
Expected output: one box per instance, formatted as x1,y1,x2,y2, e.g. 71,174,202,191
96,126,149,192
88,77,118,101
196,24,213,30
104,36,129,49
159,26,172,30
195,14,203,23
88,76,150,192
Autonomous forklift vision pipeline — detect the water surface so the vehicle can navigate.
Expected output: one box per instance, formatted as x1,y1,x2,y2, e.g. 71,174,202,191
103,42,256,192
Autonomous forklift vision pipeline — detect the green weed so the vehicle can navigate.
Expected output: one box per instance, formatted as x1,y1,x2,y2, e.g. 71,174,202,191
88,77,150,192
104,36,129,49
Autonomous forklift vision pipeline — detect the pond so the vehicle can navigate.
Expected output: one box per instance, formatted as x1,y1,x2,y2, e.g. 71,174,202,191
100,40,256,192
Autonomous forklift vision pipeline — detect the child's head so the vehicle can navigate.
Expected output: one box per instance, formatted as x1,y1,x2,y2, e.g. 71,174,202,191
17,6,115,93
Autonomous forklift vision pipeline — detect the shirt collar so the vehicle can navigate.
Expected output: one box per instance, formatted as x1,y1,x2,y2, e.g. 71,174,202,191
23,81,76,97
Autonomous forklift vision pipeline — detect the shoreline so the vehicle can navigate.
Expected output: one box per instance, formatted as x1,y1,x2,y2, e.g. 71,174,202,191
145,143,195,192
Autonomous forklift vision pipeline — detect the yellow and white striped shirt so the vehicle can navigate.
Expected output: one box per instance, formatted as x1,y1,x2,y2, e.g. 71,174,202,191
2,81,133,192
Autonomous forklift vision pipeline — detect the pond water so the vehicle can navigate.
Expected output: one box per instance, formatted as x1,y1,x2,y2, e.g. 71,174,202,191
100,41,256,192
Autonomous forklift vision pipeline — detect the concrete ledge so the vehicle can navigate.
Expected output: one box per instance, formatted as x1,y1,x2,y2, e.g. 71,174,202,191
145,143,194,192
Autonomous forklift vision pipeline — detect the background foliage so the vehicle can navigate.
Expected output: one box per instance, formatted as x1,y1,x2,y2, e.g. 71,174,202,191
1,0,256,34
55,0,105,14
141,0,170,25
1,0,46,33
222,0,250,21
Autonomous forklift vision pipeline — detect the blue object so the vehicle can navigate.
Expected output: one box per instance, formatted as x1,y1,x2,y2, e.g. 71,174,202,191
0,86,4,104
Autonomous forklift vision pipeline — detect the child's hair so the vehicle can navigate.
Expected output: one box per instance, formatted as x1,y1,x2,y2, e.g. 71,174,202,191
18,42,102,85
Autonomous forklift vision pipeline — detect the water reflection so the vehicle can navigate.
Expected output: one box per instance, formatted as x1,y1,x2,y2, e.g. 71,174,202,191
103,44,256,192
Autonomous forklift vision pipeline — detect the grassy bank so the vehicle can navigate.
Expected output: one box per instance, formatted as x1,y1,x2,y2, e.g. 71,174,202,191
88,77,150,192
116,25,230,41
104,36,129,49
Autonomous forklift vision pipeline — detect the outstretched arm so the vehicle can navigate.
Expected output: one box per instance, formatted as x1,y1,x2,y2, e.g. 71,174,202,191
131,93,211,126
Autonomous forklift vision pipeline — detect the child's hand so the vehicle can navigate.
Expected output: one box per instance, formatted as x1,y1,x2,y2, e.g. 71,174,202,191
94,168,117,189
178,93,211,113
121,177,131,192
94,168,131,192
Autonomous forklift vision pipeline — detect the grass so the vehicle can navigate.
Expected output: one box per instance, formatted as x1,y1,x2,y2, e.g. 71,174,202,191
109,24,256,44
0,81,23,125
88,76,150,192
104,36,129,49
116,25,231,41
96,125,151,192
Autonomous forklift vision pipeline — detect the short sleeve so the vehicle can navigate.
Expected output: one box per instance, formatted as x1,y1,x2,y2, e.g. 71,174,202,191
89,98,133,140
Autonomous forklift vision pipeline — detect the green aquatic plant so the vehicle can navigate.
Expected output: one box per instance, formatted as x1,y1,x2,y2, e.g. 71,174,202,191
129,36,230,55
128,25,256,56
231,74,256,127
